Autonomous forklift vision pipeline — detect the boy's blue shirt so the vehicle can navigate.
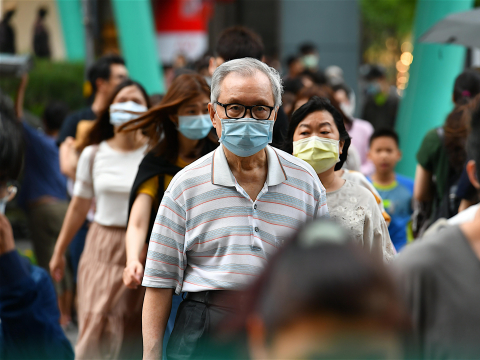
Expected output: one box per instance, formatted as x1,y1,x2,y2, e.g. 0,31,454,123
368,173,414,251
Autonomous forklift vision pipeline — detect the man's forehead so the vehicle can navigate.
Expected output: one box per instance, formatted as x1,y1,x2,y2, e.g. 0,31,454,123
219,71,274,104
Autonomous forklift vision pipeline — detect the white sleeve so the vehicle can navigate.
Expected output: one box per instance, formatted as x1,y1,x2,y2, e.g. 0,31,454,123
73,146,94,199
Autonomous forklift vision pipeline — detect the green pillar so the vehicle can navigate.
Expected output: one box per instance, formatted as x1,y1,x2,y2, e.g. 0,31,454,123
112,0,165,94
396,0,473,178
55,0,85,61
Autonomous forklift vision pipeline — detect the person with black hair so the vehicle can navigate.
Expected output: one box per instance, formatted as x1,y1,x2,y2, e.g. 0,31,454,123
50,80,149,359
208,26,289,149
57,54,127,148
414,70,480,228
0,8,16,54
396,98,480,360
368,129,413,251
0,104,74,360
361,64,399,131
287,96,394,261
33,7,51,58
242,220,407,359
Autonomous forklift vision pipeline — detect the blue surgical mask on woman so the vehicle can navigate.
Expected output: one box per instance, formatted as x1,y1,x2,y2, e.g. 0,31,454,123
177,114,213,140
217,115,274,157
109,101,147,126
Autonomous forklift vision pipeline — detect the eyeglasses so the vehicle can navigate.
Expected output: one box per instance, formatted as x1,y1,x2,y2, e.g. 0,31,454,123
215,101,275,120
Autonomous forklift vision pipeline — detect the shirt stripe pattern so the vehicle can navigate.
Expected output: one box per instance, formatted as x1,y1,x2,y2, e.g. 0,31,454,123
143,145,328,294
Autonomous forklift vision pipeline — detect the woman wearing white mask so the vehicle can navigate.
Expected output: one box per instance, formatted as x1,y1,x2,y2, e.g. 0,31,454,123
285,96,395,262
49,80,149,359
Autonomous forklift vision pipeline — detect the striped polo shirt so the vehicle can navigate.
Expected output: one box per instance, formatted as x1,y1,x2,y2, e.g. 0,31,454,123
142,145,328,294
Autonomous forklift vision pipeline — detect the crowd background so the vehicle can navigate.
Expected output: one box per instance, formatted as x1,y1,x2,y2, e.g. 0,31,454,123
3,0,480,359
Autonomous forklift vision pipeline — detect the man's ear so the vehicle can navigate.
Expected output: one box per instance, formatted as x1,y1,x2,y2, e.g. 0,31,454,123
397,149,403,161
208,103,217,128
467,160,480,189
96,78,106,93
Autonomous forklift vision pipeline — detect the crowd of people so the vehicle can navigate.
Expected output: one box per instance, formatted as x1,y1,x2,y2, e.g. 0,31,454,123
2,25,480,360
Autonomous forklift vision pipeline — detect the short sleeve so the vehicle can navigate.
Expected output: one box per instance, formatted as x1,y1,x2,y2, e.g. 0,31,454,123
416,129,441,172
137,176,159,199
142,191,187,294
362,189,396,263
73,146,94,199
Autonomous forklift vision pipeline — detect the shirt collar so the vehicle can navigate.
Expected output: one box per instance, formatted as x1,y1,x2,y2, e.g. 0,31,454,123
212,145,287,187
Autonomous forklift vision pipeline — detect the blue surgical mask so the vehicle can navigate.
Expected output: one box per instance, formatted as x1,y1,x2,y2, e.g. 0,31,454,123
109,101,147,126
178,114,213,140
218,116,274,157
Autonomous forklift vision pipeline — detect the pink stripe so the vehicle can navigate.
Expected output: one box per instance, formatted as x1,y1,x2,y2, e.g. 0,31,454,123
150,239,183,253
175,180,210,200
159,205,186,220
147,257,182,269
186,195,244,211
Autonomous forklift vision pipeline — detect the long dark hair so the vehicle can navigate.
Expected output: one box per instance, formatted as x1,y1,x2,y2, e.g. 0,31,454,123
79,79,150,151
119,73,212,163
285,96,351,171
444,71,480,171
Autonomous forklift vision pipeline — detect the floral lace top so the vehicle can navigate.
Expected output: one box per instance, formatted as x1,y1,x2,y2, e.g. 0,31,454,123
326,180,395,262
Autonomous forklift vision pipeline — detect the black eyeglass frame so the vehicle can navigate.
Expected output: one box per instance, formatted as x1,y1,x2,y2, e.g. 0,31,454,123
215,101,276,120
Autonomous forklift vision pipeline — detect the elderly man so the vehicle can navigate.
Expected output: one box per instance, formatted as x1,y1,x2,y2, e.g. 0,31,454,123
142,58,328,360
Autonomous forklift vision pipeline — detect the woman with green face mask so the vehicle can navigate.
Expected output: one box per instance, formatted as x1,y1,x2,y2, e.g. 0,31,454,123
285,96,395,262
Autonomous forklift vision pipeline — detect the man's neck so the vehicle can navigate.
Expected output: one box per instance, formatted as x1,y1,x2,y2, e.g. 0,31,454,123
223,146,268,173
371,171,396,186
91,93,107,116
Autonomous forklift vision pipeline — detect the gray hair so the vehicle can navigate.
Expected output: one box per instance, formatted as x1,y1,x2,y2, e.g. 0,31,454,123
211,57,283,108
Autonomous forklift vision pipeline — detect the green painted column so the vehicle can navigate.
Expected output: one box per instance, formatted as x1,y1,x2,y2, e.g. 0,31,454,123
55,0,85,61
396,0,473,178
112,0,165,94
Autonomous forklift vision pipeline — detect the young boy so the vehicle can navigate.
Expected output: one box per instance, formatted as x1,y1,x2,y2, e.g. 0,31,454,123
368,129,413,251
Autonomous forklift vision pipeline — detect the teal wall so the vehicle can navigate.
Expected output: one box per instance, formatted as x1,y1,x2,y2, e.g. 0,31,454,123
55,0,85,61
111,0,165,94
396,0,474,178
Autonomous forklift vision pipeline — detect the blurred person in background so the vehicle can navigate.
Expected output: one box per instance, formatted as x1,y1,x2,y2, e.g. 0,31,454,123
120,73,218,358
14,74,74,326
49,80,149,359
222,221,408,360
0,100,74,360
361,65,399,131
298,42,327,85
286,96,394,262
32,7,51,59
57,54,128,288
368,129,413,252
208,26,289,148
141,58,328,360
333,82,375,175
284,54,305,81
414,70,480,233
0,7,15,54
395,98,480,359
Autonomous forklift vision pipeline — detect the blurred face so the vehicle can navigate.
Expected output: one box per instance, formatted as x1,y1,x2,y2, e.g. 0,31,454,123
292,110,344,153
208,71,277,139
334,89,349,106
100,64,128,97
112,85,147,107
368,137,401,174
169,94,210,126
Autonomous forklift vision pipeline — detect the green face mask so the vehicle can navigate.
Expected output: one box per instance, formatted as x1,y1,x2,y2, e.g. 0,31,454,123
293,136,340,174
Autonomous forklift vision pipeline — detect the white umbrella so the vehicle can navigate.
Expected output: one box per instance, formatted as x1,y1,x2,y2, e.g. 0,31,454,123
420,8,480,48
